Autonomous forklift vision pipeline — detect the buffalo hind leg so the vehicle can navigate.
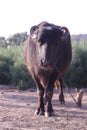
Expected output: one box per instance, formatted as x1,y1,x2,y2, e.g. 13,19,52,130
59,78,65,104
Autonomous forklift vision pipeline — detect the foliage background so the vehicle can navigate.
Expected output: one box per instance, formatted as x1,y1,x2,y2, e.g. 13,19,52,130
0,33,87,89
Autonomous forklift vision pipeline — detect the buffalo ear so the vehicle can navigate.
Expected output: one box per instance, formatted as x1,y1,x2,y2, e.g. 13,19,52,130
30,25,38,39
59,27,70,40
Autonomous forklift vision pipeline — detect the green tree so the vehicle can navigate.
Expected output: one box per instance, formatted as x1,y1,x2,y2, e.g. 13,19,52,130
0,37,7,48
7,32,28,46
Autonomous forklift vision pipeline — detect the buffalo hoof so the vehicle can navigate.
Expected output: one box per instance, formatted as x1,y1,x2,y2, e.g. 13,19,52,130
59,99,65,104
59,95,65,104
34,110,44,116
45,112,54,117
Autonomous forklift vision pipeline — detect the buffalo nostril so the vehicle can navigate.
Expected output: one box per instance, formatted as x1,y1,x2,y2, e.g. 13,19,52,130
41,59,45,66
41,59,50,67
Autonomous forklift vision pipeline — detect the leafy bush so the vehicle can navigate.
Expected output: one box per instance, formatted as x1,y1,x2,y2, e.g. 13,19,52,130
65,43,87,88
0,46,35,90
0,58,12,84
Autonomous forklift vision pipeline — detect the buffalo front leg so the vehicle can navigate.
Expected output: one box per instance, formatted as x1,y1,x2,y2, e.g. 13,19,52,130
35,86,45,116
45,87,54,117
59,78,65,104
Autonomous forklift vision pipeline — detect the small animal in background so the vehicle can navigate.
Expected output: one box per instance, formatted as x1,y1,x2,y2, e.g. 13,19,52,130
75,88,84,107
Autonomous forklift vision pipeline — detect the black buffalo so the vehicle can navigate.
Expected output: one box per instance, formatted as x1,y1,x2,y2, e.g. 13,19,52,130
24,21,72,117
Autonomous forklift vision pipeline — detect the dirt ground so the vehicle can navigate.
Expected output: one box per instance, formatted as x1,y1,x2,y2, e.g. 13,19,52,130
0,85,87,130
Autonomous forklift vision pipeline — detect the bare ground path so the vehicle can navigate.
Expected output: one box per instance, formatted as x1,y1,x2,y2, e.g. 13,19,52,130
0,86,87,130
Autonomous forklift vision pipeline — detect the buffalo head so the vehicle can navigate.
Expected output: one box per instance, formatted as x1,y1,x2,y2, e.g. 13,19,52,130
30,21,70,70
